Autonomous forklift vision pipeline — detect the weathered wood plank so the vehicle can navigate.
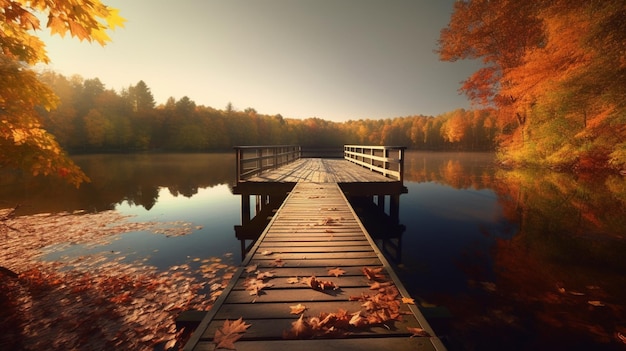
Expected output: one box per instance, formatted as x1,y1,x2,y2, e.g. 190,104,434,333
258,241,371,247
249,258,382,268
250,252,377,260
256,245,374,252
233,275,376,289
195,336,438,351
214,300,413,320
236,266,385,278
201,317,424,339
224,287,375,303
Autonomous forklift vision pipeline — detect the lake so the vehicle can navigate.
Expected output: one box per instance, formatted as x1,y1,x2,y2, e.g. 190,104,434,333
1,151,625,350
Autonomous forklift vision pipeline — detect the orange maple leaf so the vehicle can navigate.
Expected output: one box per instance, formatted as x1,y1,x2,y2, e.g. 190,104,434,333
402,296,415,305
327,267,346,277
362,267,385,281
213,318,251,349
289,303,307,315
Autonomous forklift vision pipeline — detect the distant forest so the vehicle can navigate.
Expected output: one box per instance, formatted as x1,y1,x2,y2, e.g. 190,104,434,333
37,72,499,153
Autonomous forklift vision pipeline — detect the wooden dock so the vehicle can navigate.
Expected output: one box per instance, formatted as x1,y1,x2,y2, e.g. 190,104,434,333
180,149,445,351
183,145,446,350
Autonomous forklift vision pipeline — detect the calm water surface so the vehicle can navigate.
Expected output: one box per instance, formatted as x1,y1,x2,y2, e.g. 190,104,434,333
1,151,625,350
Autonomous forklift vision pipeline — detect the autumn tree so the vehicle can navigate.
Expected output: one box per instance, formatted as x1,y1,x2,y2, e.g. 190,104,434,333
439,0,626,170
0,0,124,186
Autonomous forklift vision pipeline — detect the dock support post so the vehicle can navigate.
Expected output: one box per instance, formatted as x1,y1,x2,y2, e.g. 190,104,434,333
241,194,251,225
390,194,400,224
377,194,386,213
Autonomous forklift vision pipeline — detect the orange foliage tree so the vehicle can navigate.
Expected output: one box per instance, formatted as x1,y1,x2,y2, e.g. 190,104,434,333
439,0,626,171
0,0,124,186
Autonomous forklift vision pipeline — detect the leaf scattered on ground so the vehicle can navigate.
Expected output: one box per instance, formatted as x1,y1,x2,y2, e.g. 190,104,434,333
304,276,338,291
327,267,346,277
407,327,431,337
402,297,415,305
362,267,385,281
290,303,307,315
286,277,300,284
214,318,251,350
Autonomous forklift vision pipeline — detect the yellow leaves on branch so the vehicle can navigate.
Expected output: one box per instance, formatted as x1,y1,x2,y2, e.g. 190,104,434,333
1,0,125,64
1,1,123,186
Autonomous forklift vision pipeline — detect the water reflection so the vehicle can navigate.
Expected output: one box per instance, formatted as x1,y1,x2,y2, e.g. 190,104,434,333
2,151,625,350
0,153,235,215
399,152,626,350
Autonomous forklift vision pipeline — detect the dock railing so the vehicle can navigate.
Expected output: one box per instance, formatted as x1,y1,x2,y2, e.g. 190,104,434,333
235,145,301,182
344,145,406,181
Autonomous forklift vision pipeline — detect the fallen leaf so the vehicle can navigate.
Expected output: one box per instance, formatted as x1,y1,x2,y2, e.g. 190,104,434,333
283,314,311,339
305,276,338,291
407,327,431,337
214,318,251,349
244,278,273,296
272,258,285,267
289,303,307,315
369,281,392,290
349,311,368,327
286,277,300,284
260,250,273,256
362,267,385,281
402,297,415,305
256,271,275,280
588,300,605,307
245,264,258,273
327,267,346,277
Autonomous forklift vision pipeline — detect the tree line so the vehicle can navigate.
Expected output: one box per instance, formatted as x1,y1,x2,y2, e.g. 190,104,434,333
38,72,499,153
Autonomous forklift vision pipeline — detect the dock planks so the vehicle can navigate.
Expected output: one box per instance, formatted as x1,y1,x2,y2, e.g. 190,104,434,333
243,158,396,183
184,182,445,351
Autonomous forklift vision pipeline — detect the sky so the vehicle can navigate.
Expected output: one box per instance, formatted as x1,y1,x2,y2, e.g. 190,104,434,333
37,0,481,122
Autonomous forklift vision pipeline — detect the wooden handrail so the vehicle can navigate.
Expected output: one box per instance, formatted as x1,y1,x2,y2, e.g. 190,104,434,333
234,145,301,182
343,145,406,181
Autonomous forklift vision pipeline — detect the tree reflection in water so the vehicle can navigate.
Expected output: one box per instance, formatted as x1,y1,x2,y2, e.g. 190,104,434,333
400,152,626,350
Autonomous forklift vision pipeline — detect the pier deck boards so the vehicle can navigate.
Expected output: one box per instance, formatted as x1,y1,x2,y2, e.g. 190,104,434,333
244,158,396,183
184,182,444,351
